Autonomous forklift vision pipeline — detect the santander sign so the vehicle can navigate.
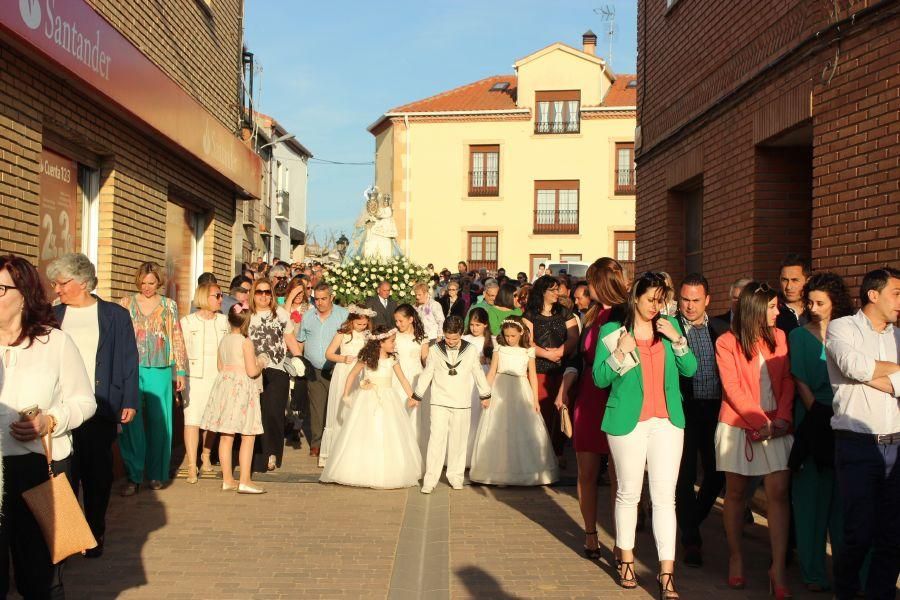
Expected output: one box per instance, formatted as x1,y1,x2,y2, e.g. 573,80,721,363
19,0,111,80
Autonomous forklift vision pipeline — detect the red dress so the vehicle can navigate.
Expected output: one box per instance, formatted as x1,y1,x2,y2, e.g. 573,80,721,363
573,308,612,454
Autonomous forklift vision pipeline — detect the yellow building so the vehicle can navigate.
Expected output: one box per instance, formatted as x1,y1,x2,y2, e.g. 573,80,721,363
368,31,637,278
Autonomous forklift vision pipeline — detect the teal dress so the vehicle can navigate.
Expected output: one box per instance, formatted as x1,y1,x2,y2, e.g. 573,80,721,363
789,327,863,588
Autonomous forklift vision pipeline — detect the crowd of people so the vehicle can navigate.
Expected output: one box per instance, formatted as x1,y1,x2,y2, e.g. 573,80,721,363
0,251,897,600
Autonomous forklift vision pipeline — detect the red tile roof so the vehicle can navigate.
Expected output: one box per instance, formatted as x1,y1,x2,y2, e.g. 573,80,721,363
603,75,637,107
390,75,519,113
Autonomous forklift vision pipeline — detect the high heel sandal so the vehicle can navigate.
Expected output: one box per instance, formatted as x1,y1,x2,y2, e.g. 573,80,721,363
582,530,601,560
769,570,793,599
617,560,638,589
186,465,198,484
658,573,679,600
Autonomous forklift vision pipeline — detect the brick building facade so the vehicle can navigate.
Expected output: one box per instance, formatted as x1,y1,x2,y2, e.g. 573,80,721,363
0,0,262,314
635,0,898,310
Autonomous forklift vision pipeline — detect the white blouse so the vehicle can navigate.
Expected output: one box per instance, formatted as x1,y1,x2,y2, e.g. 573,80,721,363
0,328,97,460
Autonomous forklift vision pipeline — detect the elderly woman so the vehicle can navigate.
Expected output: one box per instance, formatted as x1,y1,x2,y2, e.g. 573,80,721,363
414,282,445,342
180,282,228,483
119,261,187,494
0,255,96,598
47,253,139,558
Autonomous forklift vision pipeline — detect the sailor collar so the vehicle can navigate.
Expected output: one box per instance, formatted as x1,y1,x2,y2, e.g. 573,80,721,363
436,339,470,375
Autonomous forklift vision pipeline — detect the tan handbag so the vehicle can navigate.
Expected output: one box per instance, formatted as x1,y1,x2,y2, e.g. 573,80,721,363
21,433,97,564
559,404,573,439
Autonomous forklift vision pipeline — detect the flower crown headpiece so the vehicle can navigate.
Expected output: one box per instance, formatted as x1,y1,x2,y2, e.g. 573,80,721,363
500,319,524,331
347,304,377,318
367,328,398,341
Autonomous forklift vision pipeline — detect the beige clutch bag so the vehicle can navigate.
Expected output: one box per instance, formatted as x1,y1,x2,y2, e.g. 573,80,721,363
22,433,97,564
560,405,573,438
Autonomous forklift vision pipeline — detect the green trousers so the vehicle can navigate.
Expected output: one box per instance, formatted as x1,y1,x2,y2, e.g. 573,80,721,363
792,457,843,587
120,366,174,483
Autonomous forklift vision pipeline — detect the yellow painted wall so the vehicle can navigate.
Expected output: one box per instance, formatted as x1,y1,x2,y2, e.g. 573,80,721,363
516,46,609,109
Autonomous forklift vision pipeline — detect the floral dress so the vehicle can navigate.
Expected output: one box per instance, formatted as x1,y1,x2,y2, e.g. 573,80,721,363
200,333,263,435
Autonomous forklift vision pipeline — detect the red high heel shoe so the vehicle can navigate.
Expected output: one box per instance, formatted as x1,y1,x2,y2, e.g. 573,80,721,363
727,576,746,590
768,570,793,599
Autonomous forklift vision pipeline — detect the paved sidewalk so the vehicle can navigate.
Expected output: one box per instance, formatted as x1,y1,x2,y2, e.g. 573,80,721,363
38,442,825,599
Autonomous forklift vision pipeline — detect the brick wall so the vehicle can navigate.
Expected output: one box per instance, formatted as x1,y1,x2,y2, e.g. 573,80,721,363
636,0,899,311
87,0,244,133
0,42,237,301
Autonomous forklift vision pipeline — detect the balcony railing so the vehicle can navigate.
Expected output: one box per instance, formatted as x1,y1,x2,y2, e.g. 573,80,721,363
533,210,579,234
535,120,580,134
467,259,498,272
242,201,257,226
615,168,636,195
469,171,499,196
259,204,272,234
276,190,290,220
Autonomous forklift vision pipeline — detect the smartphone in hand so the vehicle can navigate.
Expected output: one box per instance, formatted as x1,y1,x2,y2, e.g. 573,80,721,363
18,405,40,421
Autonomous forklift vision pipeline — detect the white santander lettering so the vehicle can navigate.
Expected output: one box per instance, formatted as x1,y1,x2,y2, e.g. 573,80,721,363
43,0,111,81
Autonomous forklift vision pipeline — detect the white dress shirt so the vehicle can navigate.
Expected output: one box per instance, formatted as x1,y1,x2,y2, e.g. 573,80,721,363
825,310,900,434
0,329,97,460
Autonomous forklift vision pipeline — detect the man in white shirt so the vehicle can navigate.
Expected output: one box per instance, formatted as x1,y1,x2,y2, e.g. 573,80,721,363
824,267,900,600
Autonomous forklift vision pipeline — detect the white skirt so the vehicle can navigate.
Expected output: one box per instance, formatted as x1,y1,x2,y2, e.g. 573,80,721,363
715,422,793,476
469,373,559,486
320,385,422,489
319,360,361,466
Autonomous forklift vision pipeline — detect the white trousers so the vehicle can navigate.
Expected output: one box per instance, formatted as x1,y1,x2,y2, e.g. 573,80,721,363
607,417,684,561
423,406,470,489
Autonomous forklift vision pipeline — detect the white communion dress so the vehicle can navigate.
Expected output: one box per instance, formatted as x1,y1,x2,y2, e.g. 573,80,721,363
393,330,429,458
463,334,489,467
318,331,366,467
320,357,423,489
469,346,560,486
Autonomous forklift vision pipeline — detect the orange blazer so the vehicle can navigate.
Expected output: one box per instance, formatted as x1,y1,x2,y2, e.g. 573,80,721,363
715,329,794,431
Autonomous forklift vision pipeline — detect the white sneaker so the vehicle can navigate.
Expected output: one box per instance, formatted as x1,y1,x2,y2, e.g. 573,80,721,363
420,486,433,494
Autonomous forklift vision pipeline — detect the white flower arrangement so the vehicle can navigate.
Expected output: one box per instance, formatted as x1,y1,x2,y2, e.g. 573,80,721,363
323,257,431,306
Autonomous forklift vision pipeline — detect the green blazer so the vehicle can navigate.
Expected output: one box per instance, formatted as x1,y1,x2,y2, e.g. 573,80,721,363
592,316,697,436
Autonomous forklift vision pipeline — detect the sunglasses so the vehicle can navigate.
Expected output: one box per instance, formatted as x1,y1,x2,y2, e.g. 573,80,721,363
210,293,223,299
753,283,773,294
254,289,273,296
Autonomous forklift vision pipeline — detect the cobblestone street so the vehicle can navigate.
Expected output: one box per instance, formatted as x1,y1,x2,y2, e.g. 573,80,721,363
52,442,822,600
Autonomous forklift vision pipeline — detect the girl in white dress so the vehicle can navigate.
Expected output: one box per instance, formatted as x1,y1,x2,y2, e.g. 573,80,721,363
469,316,559,486
320,326,422,489
319,306,372,467
464,307,492,467
392,303,429,456
200,304,266,494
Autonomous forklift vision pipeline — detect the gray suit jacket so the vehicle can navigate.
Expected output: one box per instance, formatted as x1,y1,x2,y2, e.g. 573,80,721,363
365,295,398,330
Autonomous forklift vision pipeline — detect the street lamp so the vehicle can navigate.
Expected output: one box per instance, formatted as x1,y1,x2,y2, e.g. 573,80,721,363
258,133,296,151
336,234,349,259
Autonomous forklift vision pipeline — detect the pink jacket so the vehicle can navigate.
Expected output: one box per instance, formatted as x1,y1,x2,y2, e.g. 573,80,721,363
715,329,794,431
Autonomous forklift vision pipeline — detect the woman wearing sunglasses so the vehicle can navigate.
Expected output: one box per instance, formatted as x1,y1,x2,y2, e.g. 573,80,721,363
179,282,229,483
118,261,188,494
248,278,301,472
715,282,794,598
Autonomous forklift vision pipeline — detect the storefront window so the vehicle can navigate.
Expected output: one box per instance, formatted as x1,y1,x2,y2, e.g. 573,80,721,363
165,200,206,315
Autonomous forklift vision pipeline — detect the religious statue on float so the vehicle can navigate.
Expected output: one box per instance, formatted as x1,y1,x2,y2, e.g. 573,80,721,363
352,185,401,261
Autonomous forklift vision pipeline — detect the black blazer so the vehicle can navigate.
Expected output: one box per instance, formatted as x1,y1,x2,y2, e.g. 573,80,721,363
54,297,140,422
676,311,730,403
365,295,398,330
714,310,733,325
438,295,467,319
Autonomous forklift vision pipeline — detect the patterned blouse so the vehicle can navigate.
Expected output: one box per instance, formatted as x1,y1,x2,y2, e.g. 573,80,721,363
120,294,188,375
249,306,294,371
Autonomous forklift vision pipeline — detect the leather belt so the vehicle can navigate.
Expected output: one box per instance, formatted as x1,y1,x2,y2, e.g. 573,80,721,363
835,430,900,445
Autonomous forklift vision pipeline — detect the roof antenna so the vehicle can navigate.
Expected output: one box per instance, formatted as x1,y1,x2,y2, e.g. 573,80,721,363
593,5,616,69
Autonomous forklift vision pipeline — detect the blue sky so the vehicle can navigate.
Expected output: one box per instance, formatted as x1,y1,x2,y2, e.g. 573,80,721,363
243,1,637,238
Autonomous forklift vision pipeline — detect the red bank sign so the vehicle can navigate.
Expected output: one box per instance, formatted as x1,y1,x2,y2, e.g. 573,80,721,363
2,0,262,197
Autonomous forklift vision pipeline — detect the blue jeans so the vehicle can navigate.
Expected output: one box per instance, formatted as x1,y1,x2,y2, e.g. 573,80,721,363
833,434,899,600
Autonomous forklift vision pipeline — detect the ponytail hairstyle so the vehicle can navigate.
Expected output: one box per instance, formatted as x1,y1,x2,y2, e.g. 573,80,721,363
496,315,531,348
227,303,252,336
732,281,778,360
357,325,397,370
466,306,493,359
394,303,425,343
622,271,670,342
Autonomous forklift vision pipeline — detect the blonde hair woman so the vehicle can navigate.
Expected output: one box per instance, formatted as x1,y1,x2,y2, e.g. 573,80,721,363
179,282,229,483
413,281,444,342
118,261,187,494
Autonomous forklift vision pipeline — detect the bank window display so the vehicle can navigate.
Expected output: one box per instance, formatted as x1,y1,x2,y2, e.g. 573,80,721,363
37,148,99,292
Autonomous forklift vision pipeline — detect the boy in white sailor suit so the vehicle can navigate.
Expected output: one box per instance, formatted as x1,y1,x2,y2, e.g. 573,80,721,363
413,316,491,493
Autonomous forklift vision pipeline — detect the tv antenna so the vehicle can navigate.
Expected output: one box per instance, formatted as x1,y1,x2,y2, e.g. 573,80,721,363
593,5,616,68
